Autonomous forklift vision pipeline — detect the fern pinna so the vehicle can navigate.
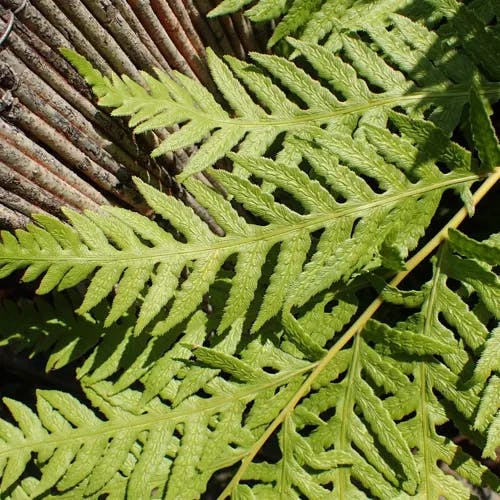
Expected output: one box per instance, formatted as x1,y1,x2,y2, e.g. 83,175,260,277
0,0,499,498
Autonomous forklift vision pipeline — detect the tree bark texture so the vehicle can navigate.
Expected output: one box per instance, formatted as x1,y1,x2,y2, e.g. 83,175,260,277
0,0,265,230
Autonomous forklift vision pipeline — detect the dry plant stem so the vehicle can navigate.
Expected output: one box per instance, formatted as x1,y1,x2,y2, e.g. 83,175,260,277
128,0,198,81
0,3,94,92
195,0,245,57
1,50,169,190
52,1,143,80
0,1,30,14
1,28,172,192
0,202,30,228
163,0,207,59
0,185,50,219
0,186,48,218
111,1,171,70
4,101,148,211
0,12,94,103
0,0,224,228
24,0,111,77
44,0,200,169
79,0,165,73
0,123,105,210
180,0,227,54
0,2,217,222
0,160,66,215
16,83,132,181
218,167,500,499
0,16,101,113
0,123,102,210
218,15,245,58
0,0,105,85
188,0,236,55
0,90,108,205
0,44,142,163
150,0,212,86
230,12,258,53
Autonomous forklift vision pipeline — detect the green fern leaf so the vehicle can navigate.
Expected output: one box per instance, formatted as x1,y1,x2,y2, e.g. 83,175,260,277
227,227,500,498
207,0,255,18
62,32,500,182
0,126,481,342
469,81,500,171
0,351,315,498
244,0,288,22
1,2,499,498
376,234,498,495
0,292,124,371
267,0,324,48
483,410,500,460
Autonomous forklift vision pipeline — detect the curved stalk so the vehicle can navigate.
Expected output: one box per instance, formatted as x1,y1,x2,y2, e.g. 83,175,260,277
218,167,500,499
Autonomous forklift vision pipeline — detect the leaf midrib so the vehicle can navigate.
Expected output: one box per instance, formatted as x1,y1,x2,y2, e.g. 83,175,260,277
0,366,313,457
1,172,480,265
419,248,446,497
138,85,500,129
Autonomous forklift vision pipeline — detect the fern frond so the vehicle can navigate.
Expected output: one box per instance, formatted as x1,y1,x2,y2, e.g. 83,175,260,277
0,292,134,372
372,230,500,496
0,353,312,499
210,0,344,48
446,229,500,462
0,1,498,498
298,1,500,84
208,0,294,24
0,153,482,341
223,229,500,498
62,35,500,181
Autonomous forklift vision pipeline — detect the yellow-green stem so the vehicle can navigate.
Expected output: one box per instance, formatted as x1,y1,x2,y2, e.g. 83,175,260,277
218,166,499,499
